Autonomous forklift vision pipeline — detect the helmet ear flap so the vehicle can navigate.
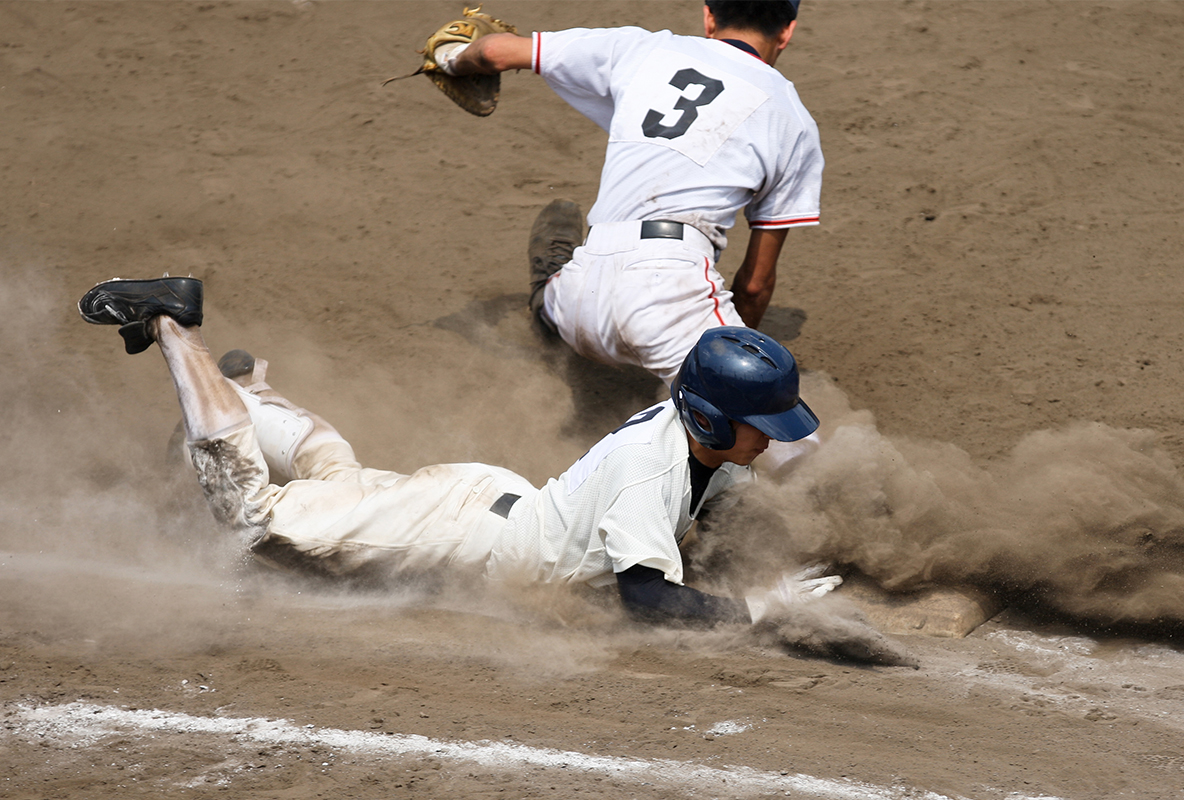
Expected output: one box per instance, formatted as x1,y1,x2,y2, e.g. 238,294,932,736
676,387,735,450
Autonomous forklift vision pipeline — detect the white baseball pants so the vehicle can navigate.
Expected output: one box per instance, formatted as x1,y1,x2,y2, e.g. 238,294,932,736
541,221,745,386
191,384,538,580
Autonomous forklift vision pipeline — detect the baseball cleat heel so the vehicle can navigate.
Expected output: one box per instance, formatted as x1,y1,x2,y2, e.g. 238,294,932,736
78,277,204,354
217,349,256,380
528,199,582,333
217,348,268,388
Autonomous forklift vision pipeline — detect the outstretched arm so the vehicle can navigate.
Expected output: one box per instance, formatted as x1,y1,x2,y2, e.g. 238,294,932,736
616,564,750,627
729,228,788,329
444,32,534,75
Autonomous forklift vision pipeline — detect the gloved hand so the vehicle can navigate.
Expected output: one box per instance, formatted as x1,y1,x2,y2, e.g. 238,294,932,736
381,6,518,117
745,564,843,623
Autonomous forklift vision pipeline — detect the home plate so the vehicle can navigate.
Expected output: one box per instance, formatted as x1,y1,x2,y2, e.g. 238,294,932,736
839,573,1005,638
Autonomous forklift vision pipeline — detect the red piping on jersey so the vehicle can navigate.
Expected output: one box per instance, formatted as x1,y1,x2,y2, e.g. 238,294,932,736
704,257,726,326
532,33,541,74
751,215,820,228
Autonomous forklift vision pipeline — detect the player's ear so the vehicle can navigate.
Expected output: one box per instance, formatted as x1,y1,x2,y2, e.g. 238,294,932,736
703,5,718,38
778,19,797,50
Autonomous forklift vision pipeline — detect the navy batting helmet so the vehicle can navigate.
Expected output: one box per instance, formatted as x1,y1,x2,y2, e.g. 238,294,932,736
672,327,819,450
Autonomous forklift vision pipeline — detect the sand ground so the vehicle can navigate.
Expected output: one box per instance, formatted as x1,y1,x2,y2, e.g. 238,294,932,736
2,2,1184,798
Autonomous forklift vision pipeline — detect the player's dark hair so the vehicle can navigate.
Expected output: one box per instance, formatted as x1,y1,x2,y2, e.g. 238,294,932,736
706,1,798,36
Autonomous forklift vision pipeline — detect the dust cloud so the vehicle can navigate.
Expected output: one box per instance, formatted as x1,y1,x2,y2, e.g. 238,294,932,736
0,265,615,671
0,266,255,657
12,263,1184,672
1,268,215,568
695,371,1184,633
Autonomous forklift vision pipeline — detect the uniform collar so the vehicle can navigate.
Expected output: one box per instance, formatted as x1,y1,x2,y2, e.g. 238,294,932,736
720,38,762,60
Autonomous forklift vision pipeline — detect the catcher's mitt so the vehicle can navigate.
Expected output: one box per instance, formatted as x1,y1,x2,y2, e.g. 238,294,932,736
384,6,517,117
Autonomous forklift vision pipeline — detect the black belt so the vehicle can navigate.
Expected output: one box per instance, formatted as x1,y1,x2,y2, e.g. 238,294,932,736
640,220,684,240
489,493,520,518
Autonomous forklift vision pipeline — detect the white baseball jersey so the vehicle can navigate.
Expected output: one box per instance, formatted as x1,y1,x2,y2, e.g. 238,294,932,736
488,401,752,588
532,26,823,250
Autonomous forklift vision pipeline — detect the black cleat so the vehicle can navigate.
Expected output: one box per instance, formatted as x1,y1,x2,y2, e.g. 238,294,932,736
78,277,203,354
528,199,582,334
217,349,256,380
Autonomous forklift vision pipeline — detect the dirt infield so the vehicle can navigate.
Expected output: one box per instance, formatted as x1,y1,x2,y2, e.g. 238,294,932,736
3,2,1184,798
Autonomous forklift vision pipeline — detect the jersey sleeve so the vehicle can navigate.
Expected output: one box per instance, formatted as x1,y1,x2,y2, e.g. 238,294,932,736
597,465,687,584
533,27,654,132
616,564,750,626
745,91,824,230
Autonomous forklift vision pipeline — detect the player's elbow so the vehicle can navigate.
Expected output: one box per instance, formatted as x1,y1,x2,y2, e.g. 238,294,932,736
736,271,776,301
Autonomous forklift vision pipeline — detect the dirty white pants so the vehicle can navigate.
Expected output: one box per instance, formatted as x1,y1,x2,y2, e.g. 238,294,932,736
190,386,537,579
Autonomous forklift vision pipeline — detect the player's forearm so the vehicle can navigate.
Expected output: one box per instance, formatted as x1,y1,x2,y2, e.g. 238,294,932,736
730,270,776,328
616,564,751,627
446,33,532,75
729,227,786,328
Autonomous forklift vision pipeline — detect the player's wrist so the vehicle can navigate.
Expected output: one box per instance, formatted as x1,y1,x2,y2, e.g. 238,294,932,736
434,42,470,76
746,569,843,623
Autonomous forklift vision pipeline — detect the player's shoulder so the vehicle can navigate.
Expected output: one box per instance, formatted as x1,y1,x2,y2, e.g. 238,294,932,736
605,402,683,450
546,24,665,47
562,402,685,492
607,404,689,474
668,37,800,93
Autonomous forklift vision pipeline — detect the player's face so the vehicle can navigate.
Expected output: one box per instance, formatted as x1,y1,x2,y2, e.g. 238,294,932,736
720,423,771,466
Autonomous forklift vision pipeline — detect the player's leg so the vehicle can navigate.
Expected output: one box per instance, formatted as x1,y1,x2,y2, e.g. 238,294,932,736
154,316,253,442
542,222,741,382
542,223,649,369
611,236,744,385
254,462,538,579
543,250,624,368
216,350,363,485
79,278,533,581
153,316,287,533
78,277,273,532
173,347,525,579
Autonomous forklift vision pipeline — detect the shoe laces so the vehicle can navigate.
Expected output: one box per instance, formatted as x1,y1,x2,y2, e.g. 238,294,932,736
102,299,130,324
543,238,576,262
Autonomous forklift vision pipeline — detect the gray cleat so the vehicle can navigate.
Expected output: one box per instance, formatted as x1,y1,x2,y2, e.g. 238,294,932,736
527,199,582,335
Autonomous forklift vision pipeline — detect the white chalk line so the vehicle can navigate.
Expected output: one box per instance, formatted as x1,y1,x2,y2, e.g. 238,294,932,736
9,701,1064,800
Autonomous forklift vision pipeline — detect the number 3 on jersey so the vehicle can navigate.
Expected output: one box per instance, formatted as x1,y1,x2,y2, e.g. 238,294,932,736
615,49,769,166
642,68,725,140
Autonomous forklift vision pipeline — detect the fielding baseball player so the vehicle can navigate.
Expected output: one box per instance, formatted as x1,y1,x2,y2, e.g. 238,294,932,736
72,276,916,660
426,0,822,386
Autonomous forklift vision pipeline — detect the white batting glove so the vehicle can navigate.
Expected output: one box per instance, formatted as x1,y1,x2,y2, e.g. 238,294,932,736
434,42,470,76
745,565,843,623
